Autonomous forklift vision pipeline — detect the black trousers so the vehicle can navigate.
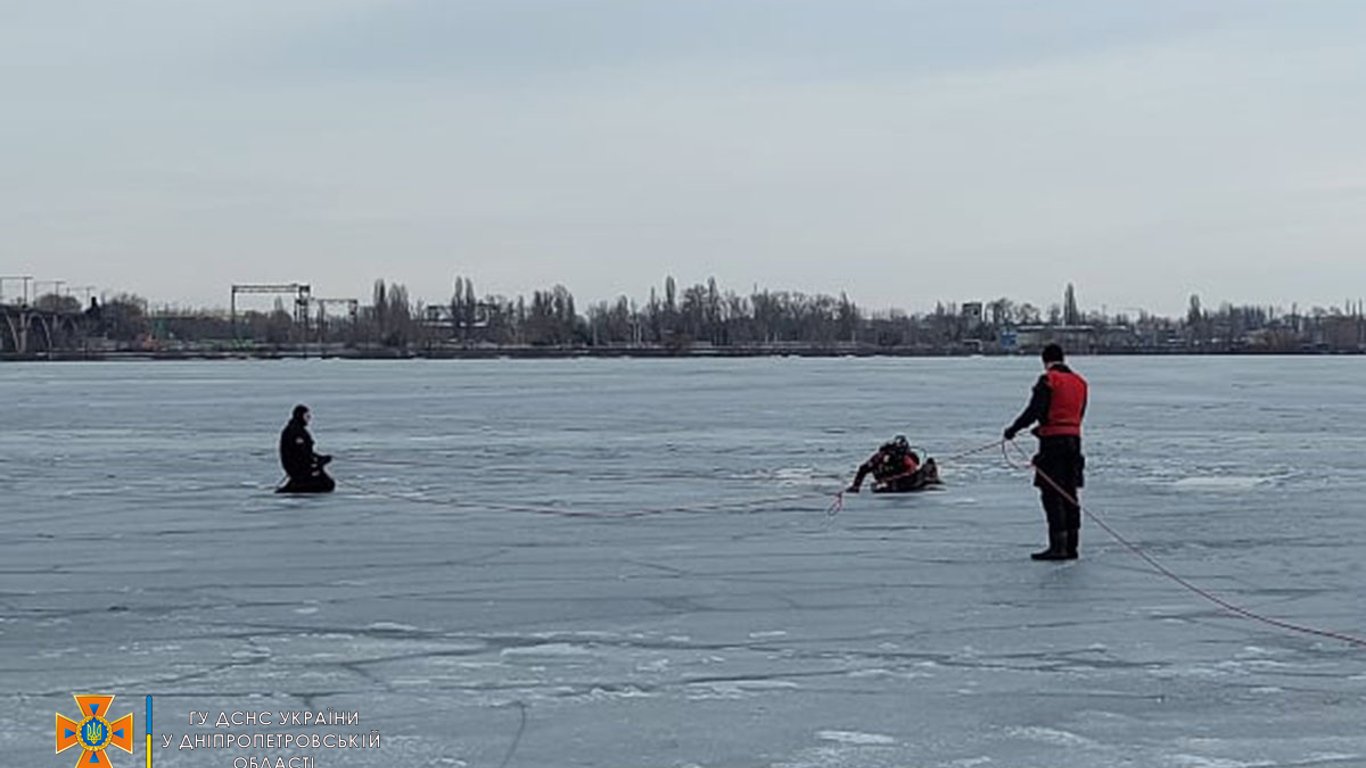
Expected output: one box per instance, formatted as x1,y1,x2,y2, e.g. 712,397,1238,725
277,469,336,494
1034,436,1083,533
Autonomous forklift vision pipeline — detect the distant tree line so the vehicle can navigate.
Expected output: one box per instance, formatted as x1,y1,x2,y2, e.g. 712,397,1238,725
26,278,1366,355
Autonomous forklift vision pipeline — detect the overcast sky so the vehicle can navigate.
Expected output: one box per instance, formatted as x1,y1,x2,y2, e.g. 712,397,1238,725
4,1,1366,315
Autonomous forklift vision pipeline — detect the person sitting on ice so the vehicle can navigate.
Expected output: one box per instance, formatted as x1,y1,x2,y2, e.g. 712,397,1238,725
277,404,336,494
845,435,940,493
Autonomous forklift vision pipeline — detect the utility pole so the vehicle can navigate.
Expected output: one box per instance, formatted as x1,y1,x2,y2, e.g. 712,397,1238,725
69,285,97,306
0,275,33,305
32,280,67,305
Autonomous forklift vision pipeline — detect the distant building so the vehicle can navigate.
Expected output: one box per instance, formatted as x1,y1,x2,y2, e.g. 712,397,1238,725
423,305,454,330
961,302,983,330
1014,324,1095,354
999,327,1019,351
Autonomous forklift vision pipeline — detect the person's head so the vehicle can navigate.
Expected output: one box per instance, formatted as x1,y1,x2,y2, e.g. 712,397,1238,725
292,404,311,424
1041,343,1065,368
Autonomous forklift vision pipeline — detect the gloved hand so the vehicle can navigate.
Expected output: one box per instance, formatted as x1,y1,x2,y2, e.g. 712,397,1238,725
1003,427,1018,441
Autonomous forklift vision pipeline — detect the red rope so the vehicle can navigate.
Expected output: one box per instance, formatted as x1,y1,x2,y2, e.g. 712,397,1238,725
826,492,844,517
1004,438,1366,649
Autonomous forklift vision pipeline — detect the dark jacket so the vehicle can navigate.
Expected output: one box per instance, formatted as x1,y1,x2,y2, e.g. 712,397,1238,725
279,418,320,478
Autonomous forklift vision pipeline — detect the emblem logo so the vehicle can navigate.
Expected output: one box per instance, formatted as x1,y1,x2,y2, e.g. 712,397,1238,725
56,694,134,768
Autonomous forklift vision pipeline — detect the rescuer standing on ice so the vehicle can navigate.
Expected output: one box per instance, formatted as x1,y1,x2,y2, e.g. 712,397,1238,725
1004,343,1088,561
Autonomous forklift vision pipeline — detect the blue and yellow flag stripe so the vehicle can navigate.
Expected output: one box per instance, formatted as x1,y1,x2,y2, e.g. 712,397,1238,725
145,696,152,768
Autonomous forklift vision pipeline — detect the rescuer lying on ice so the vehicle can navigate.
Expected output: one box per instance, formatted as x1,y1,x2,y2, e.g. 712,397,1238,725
846,435,942,493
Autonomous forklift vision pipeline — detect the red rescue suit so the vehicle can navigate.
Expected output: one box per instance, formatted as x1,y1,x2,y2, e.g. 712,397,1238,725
1036,368,1088,437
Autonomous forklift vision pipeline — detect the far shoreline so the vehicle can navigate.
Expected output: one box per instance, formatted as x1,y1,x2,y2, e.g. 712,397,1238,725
4,345,1360,362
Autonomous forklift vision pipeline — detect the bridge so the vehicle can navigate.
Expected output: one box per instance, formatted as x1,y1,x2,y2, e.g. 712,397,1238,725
0,302,91,355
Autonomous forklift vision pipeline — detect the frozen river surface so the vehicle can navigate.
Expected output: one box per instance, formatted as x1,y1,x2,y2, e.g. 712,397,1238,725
4,357,1366,767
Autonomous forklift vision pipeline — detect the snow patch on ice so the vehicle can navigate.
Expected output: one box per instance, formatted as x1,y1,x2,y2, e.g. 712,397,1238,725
1006,726,1095,747
847,668,933,681
686,679,800,699
1166,756,1272,768
1171,476,1271,491
815,730,896,746
230,646,271,660
391,677,433,687
365,621,419,633
584,685,652,700
501,643,596,658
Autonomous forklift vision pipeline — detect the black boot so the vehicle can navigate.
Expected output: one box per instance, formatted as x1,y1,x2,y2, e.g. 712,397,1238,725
1062,529,1079,560
1031,530,1068,561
